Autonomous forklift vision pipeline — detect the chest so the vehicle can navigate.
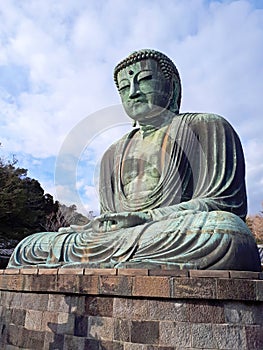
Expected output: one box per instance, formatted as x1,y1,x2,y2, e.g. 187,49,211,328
120,129,168,187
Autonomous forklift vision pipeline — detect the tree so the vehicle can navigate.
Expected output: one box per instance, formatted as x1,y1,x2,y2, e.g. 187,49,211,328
0,154,90,267
44,203,90,232
246,203,263,244
0,157,59,241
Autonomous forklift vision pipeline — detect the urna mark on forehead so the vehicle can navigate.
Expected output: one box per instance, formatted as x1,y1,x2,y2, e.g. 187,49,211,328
114,49,180,86
114,49,182,111
117,59,158,82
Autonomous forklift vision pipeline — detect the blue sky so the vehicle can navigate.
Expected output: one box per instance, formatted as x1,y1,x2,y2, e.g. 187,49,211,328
0,0,262,215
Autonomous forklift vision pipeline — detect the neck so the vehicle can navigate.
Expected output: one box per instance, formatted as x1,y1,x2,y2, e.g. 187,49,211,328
136,111,176,137
138,110,176,128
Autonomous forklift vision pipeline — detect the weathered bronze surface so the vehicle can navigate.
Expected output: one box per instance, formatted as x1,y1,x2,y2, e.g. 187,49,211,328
8,49,261,271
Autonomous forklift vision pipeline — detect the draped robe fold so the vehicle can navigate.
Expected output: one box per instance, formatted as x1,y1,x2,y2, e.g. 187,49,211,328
7,113,261,271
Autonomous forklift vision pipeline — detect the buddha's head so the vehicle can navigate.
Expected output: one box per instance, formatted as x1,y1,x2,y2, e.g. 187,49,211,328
114,49,181,125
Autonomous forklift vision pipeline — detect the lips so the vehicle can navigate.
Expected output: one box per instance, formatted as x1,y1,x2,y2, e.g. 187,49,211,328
130,99,146,107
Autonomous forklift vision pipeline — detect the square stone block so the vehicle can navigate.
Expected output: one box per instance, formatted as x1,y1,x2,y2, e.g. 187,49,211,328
79,275,99,295
124,344,148,350
20,268,38,275
31,274,58,292
131,320,159,345
57,274,80,293
224,301,263,325
229,271,260,279
113,298,150,320
159,321,191,347
20,275,35,292
114,318,130,342
118,268,148,276
189,269,230,278
256,280,263,301
5,275,23,291
4,269,20,275
188,300,225,323
192,323,215,348
38,268,58,275
6,325,24,347
56,312,75,335
85,339,124,350
22,329,46,349
217,279,256,300
44,331,64,349
63,335,85,350
212,324,247,349
22,292,49,311
172,277,216,299
68,295,86,314
88,316,115,341
149,269,189,277
48,294,70,313
25,309,43,331
85,268,117,275
74,314,89,337
85,296,113,317
58,268,84,275
100,276,132,296
133,276,170,298
11,308,26,326
245,325,263,350
42,311,59,332
148,299,188,322
0,275,8,289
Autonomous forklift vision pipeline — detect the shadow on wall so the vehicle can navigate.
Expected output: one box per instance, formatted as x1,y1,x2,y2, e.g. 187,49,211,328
0,294,112,349
47,296,109,350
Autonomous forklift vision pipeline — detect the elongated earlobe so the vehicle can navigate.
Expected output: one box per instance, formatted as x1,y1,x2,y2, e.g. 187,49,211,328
168,79,179,114
133,120,137,127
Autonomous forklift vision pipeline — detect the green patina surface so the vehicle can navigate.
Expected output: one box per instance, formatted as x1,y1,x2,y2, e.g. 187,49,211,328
7,49,261,271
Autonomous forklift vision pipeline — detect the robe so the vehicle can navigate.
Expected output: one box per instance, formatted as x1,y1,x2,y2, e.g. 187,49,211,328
7,113,261,271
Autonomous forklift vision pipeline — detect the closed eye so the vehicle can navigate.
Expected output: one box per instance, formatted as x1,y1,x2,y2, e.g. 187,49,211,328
138,74,152,82
119,84,130,93
137,69,153,82
118,78,130,92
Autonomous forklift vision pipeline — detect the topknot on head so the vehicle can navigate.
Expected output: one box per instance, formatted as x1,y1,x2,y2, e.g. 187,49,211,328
113,49,180,89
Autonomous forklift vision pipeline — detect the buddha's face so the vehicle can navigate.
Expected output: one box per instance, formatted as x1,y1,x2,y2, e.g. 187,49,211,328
117,59,173,124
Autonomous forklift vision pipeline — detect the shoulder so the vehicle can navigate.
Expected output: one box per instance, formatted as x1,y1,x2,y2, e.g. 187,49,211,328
175,112,235,131
178,112,229,124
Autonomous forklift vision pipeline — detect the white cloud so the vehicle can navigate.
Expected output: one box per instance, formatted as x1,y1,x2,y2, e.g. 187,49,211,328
83,185,100,215
244,138,263,213
0,0,262,214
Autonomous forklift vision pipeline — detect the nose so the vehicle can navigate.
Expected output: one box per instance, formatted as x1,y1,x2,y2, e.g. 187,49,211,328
129,80,141,99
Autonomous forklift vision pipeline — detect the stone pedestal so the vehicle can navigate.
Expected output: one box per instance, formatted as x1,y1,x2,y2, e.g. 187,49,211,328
0,268,262,349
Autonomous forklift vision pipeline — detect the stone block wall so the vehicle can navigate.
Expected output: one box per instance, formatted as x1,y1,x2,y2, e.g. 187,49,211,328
0,268,262,349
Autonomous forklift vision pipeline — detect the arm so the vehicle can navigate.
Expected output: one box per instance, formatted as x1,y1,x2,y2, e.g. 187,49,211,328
151,114,247,221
